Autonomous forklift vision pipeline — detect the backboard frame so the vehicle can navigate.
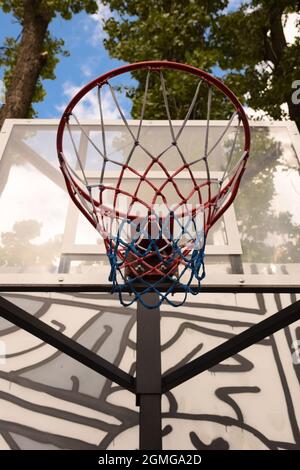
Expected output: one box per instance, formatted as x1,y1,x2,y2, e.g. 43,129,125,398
0,118,300,292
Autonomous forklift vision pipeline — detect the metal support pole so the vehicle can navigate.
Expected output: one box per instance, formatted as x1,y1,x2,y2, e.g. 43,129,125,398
136,293,162,450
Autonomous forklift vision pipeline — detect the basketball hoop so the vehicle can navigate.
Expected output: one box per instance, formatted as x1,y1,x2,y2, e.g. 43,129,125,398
57,61,251,308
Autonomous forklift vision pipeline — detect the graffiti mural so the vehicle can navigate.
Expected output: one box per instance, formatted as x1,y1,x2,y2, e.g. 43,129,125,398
0,292,299,450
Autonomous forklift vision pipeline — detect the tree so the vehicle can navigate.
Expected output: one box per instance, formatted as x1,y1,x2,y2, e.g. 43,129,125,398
102,0,231,119
101,0,300,268
102,0,300,129
0,219,62,269
0,0,98,128
211,0,300,130
230,129,300,265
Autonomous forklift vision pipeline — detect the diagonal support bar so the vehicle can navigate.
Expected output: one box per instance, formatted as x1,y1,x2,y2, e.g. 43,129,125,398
0,296,135,393
162,299,300,392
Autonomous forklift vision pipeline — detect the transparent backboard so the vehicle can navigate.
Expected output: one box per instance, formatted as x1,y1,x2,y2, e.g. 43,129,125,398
0,119,299,289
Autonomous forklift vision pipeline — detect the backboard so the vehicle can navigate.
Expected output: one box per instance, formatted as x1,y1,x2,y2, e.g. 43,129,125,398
1,118,300,451
0,118,299,291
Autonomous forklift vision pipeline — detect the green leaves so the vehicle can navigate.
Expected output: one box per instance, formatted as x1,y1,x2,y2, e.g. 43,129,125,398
0,33,69,117
102,0,229,118
42,0,99,20
211,1,300,125
102,0,299,126
0,0,99,116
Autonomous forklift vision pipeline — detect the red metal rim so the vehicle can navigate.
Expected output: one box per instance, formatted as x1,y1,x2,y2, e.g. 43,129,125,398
56,60,251,229
57,60,251,155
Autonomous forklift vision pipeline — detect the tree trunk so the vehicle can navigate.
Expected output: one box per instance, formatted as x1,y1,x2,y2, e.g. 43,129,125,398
287,96,300,132
268,4,300,131
0,1,51,129
269,4,287,65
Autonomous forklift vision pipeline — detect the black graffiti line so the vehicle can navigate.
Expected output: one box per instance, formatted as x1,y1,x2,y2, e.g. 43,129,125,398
160,309,267,328
166,298,265,316
1,292,298,450
69,323,114,398
98,422,138,450
0,371,138,427
278,293,300,386
190,431,229,450
269,335,300,445
160,412,277,449
9,294,135,394
163,348,255,379
210,351,254,373
22,291,264,318
255,293,267,315
128,361,136,377
51,320,66,331
165,391,178,414
164,343,204,376
70,375,80,393
284,324,300,386
67,292,136,305
0,390,118,434
99,312,136,402
163,322,270,351
272,294,300,443
1,341,48,359
291,291,300,385
47,294,133,315
1,431,20,450
0,299,50,337
162,424,173,437
2,293,132,316
100,410,282,451
91,325,112,353
127,321,270,356
108,361,137,395
71,294,260,315
71,292,268,317
13,311,105,375
1,319,66,359
266,439,299,450
0,420,97,450
215,386,261,422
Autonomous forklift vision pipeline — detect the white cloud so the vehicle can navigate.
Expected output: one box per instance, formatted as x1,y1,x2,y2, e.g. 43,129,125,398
80,64,93,78
86,1,112,47
283,13,300,45
56,81,120,120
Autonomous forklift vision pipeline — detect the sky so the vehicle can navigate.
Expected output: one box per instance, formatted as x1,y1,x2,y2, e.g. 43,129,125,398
0,1,299,120
0,2,122,118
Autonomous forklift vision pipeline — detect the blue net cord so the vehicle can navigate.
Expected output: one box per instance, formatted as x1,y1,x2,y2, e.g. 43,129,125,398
105,211,207,309
58,65,249,309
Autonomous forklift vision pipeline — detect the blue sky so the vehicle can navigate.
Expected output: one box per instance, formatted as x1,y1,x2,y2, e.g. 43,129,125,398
0,1,248,119
0,3,125,118
0,1,298,120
